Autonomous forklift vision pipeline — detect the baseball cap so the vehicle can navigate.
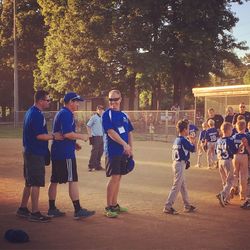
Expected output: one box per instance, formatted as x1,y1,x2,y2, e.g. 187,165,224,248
64,92,84,103
125,156,135,174
4,229,29,243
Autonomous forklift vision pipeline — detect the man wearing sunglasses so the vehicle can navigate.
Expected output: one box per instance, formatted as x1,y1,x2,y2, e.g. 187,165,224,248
48,92,95,220
232,103,250,126
17,90,63,222
102,89,134,218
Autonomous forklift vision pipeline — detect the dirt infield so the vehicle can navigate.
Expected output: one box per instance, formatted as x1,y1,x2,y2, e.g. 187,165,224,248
0,138,249,250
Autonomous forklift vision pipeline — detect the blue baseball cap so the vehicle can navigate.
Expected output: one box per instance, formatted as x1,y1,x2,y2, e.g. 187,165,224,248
64,92,84,103
4,229,29,243
125,156,135,174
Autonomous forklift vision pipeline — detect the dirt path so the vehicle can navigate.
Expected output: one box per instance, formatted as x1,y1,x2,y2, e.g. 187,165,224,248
0,139,249,250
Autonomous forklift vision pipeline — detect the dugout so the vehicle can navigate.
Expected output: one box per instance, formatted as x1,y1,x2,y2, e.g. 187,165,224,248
192,85,250,122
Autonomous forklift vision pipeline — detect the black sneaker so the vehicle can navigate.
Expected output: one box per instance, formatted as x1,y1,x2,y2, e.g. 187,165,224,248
74,208,95,220
88,168,95,172
163,207,179,215
47,208,66,217
28,212,51,223
16,207,31,218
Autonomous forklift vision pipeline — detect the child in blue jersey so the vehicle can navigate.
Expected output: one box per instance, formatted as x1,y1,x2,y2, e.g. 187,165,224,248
205,119,219,169
231,120,249,200
240,128,250,209
196,121,208,168
163,120,196,215
232,115,247,136
215,122,240,207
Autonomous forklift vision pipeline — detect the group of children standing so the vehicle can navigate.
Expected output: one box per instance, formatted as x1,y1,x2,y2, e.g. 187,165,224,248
164,116,250,215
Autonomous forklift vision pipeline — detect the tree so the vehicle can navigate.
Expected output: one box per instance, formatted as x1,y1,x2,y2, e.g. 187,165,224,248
0,0,45,119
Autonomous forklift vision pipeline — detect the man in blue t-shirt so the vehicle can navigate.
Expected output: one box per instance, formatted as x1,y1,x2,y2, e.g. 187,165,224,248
102,89,134,218
17,90,63,223
48,92,95,220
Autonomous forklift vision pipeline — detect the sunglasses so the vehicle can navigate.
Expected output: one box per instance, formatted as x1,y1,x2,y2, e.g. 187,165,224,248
42,99,51,102
109,97,120,102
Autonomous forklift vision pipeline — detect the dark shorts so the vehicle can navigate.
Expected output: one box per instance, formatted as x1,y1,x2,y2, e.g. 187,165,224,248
105,155,128,177
51,158,78,184
23,152,45,187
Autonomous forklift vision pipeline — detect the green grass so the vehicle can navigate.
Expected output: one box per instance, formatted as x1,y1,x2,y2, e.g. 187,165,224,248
0,124,22,138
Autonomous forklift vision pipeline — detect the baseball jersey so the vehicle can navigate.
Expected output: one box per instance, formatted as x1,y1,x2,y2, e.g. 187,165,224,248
207,114,224,129
172,136,195,162
232,133,248,154
216,137,238,160
198,129,206,142
23,105,48,156
189,124,198,137
51,107,76,160
87,113,103,136
102,108,134,157
205,127,219,142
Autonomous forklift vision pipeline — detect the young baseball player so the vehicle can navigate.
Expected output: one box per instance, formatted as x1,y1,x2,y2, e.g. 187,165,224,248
231,120,249,200
232,115,246,136
215,122,239,207
205,119,219,169
240,133,250,209
163,120,196,215
196,121,208,168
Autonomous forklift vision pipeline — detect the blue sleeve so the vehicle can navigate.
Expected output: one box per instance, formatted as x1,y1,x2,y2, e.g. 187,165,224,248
229,139,238,154
61,112,74,134
205,131,209,140
102,111,114,132
182,138,195,152
128,119,134,132
31,113,45,136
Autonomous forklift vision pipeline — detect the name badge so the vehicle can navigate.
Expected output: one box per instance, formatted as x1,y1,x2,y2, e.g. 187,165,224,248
118,126,125,134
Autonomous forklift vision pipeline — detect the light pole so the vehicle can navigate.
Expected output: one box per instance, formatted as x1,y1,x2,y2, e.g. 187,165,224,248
13,0,19,127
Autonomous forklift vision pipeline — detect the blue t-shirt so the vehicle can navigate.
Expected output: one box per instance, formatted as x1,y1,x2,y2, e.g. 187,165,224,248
23,105,48,156
102,109,134,157
189,124,198,137
51,107,76,160
198,129,206,142
216,137,238,160
232,133,248,154
172,136,195,162
205,127,218,142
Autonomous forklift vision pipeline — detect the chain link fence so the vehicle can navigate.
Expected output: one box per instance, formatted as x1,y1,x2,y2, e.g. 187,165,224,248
11,110,196,142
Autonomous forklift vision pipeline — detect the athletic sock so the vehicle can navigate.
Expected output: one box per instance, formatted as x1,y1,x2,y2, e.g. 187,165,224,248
49,200,56,210
72,200,81,213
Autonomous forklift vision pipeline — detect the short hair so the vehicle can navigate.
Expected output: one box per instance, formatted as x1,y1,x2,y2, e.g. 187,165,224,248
236,120,246,131
97,105,104,110
109,89,121,97
220,122,232,133
34,90,49,103
208,108,214,113
202,121,208,128
237,115,245,121
176,120,188,133
207,119,215,127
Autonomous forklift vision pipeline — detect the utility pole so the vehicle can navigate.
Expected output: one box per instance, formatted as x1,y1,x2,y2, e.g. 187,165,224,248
13,0,19,127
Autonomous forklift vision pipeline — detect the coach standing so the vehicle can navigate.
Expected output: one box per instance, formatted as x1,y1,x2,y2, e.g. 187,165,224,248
232,102,250,125
207,108,224,130
86,105,105,171
102,89,134,218
48,92,95,219
17,90,63,222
